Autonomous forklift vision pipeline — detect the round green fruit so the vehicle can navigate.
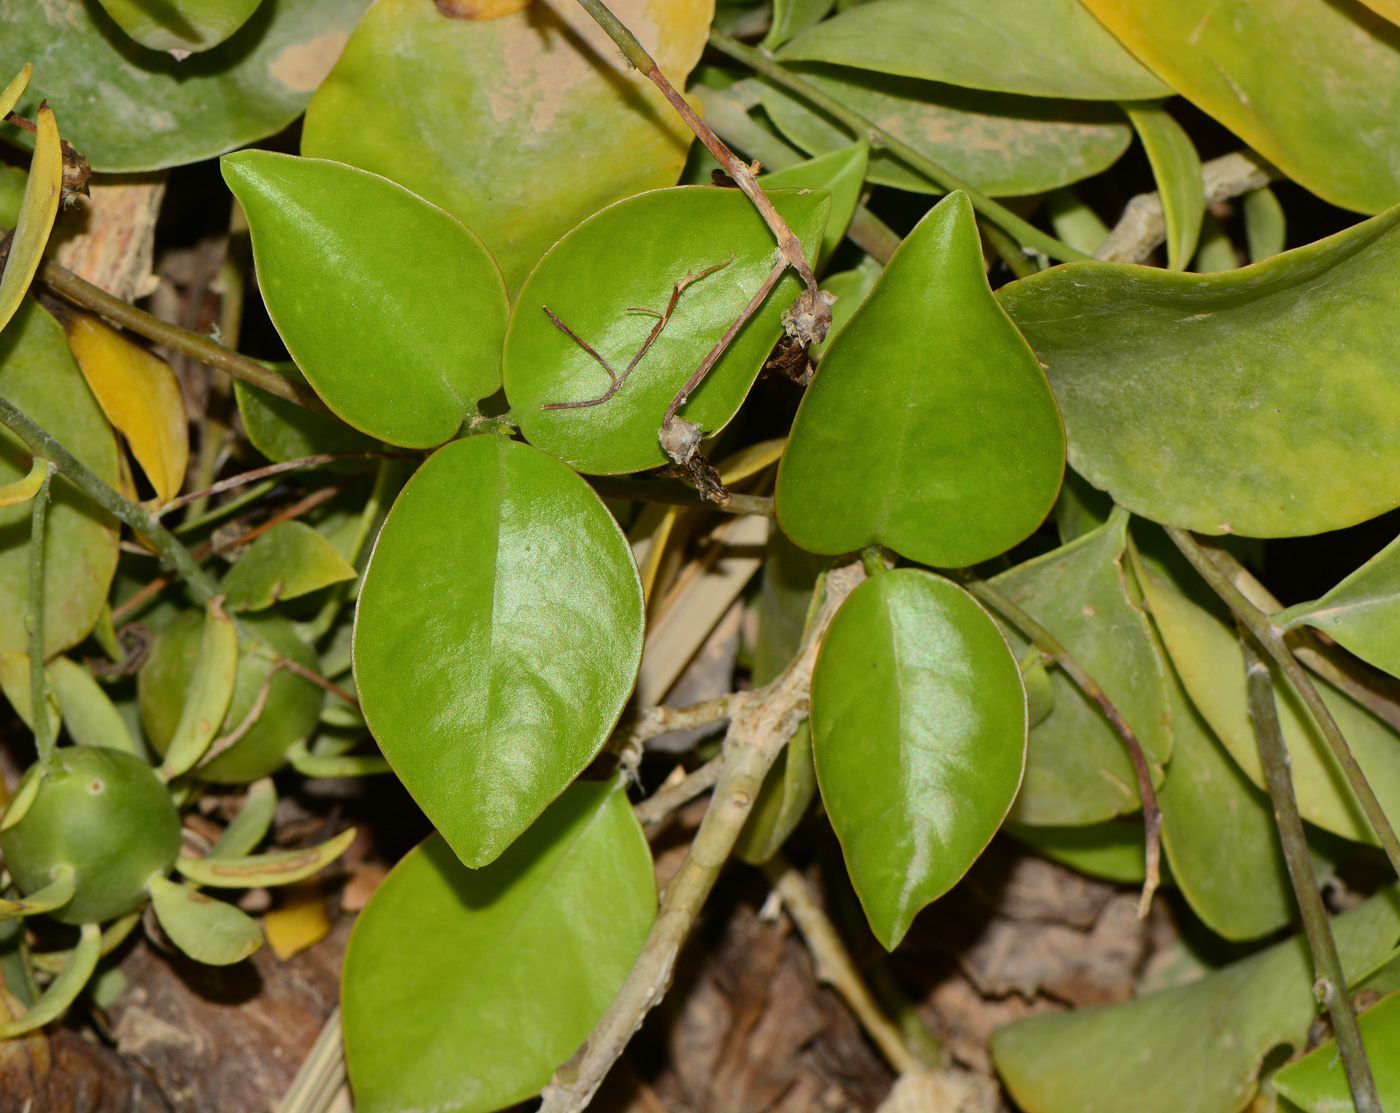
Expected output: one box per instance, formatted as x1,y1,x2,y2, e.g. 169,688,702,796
140,610,323,784
1,747,181,925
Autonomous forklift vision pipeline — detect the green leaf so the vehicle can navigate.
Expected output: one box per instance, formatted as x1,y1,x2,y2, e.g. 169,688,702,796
301,0,709,289
757,67,1132,197
0,650,60,740
811,568,1027,950
141,610,323,784
177,827,354,888
147,875,262,966
354,435,644,868
0,0,370,173
761,142,868,265
0,163,23,230
777,191,1064,569
0,867,75,922
233,362,378,464
1137,533,1400,845
762,0,834,50
1191,211,1238,273
1045,188,1111,258
1004,821,1146,884
210,777,276,858
0,105,61,338
221,521,357,613
1080,0,1400,213
94,0,262,55
991,888,1400,1113
1275,531,1400,679
998,205,1400,537
734,722,818,865
1052,469,1113,546
0,299,119,657
158,596,239,781
502,186,829,476
992,510,1172,826
0,922,99,1039
1243,187,1287,262
342,781,656,1113
1274,990,1400,1113
778,0,1170,99
223,152,508,450
48,656,138,755
286,741,389,779
750,524,829,688
1124,102,1203,271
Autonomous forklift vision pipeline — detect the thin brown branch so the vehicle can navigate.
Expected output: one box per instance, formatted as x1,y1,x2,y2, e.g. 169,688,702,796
587,475,774,517
958,574,1161,918
280,658,359,711
1241,633,1381,1113
539,561,866,1113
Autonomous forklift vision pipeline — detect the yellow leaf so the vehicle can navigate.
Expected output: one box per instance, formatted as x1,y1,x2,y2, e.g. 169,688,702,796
0,103,61,335
263,889,331,961
0,63,32,121
0,457,47,508
65,313,189,503
1361,0,1400,24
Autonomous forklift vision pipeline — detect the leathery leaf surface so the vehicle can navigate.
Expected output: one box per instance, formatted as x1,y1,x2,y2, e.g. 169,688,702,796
998,204,1400,537
777,191,1064,569
353,435,645,868
342,781,655,1113
811,568,1027,950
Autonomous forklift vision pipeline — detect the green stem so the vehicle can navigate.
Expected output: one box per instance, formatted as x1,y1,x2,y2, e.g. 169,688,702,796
706,31,1092,265
0,395,220,605
1166,526,1400,877
26,463,55,766
956,572,1161,915
1241,633,1381,1113
980,219,1038,279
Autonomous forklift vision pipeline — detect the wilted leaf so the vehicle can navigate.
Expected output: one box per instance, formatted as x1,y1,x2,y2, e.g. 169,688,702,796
177,828,355,888
147,876,262,966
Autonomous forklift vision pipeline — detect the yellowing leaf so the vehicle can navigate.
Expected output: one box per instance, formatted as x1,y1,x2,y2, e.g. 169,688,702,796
0,457,46,507
65,313,189,504
0,63,31,120
263,889,332,961
1361,0,1400,24
0,104,61,335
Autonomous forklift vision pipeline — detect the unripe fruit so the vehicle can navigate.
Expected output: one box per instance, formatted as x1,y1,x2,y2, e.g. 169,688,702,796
1,747,181,925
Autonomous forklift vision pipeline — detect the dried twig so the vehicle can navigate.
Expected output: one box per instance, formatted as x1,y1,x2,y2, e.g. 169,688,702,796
159,453,411,515
633,755,725,831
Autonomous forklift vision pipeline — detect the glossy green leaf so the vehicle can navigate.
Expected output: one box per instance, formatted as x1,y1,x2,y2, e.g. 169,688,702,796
777,191,1064,569
1081,0,1400,213
1275,531,1400,679
503,186,828,476
342,781,656,1113
177,827,354,888
778,0,1169,99
1139,536,1400,845
221,521,356,612
0,922,99,1039
48,657,138,754
993,511,1172,826
1274,991,1400,1113
1045,189,1111,258
301,0,709,289
762,0,834,49
224,152,507,449
141,610,323,784
735,722,818,865
758,67,1132,197
1,0,370,172
762,143,867,265
233,363,378,464
158,596,239,781
998,205,1400,537
811,568,1026,950
147,875,262,966
211,778,276,858
0,105,61,338
1124,103,1203,271
96,0,263,56
354,435,644,868
810,257,880,362
0,300,119,657
1004,820,1146,884
1244,187,1287,262
991,888,1400,1113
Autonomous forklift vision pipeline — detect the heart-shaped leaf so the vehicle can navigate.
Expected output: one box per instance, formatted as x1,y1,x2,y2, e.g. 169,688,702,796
1273,990,1400,1113
999,204,1400,537
758,67,1132,197
503,186,829,476
353,434,644,868
811,568,1027,950
224,151,508,449
1124,103,1203,271
991,888,1400,1113
776,190,1065,569
1080,0,1400,213
0,0,370,172
0,300,119,657
342,780,655,1113
94,0,262,55
301,0,709,289
221,521,357,612
778,0,1170,100
991,510,1171,826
